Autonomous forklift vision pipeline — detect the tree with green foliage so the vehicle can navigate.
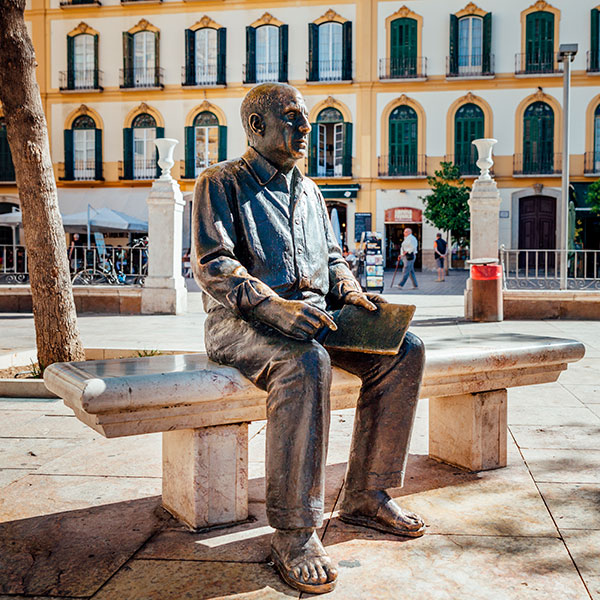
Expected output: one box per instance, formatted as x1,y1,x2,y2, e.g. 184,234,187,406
587,178,600,216
420,162,471,248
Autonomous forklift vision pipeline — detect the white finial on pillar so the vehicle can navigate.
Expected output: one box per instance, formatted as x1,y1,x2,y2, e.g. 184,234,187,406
472,138,497,182
154,138,178,181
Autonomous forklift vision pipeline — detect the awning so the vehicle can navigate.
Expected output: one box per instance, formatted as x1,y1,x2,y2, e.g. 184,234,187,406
61,207,148,233
319,184,361,199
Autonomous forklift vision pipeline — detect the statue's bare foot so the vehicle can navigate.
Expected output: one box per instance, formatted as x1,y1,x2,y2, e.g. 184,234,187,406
271,528,338,594
339,489,425,538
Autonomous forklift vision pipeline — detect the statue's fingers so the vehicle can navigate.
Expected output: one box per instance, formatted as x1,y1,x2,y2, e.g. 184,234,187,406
351,295,378,311
366,293,388,304
306,306,337,331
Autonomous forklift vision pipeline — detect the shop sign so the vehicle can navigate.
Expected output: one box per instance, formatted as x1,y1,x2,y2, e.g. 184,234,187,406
384,207,422,223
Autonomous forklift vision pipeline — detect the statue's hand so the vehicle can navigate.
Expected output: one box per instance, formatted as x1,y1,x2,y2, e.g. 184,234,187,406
344,291,388,312
253,296,337,341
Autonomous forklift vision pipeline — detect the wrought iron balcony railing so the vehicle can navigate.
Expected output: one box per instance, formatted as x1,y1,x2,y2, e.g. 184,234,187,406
59,69,103,91
379,57,427,80
378,155,427,177
513,152,562,175
584,151,600,175
58,161,102,181
446,54,494,78
120,67,164,89
444,153,481,177
305,157,352,178
59,0,101,7
515,52,563,75
243,62,283,84
587,50,600,73
181,65,219,87
306,60,350,82
119,159,159,180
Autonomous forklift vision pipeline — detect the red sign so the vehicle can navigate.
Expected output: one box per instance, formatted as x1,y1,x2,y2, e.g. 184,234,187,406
384,207,422,223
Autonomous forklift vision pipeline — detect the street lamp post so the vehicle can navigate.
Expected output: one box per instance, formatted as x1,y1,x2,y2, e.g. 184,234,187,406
557,43,578,290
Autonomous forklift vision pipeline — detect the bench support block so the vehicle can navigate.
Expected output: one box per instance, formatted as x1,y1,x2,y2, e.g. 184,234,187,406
162,423,249,529
428,389,507,472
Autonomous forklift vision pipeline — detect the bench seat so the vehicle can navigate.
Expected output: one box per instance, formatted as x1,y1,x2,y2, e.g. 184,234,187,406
44,333,584,530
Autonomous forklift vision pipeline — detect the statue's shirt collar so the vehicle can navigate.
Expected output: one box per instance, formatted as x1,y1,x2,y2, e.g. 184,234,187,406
242,147,302,189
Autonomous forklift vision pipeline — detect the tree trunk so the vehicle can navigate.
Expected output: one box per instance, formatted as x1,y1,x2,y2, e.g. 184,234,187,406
0,0,84,368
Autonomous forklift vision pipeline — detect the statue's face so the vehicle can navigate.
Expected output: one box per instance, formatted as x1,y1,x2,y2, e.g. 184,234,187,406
253,88,311,167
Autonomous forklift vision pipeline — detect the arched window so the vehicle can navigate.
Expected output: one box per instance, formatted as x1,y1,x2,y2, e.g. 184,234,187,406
122,26,161,89
184,25,226,87
62,114,102,181
184,111,227,178
308,107,352,178
73,34,95,89
454,103,484,175
122,113,164,180
245,20,288,84
318,22,342,80
594,104,600,172
195,29,217,84
523,101,554,174
458,16,482,74
390,18,417,78
0,118,15,182
388,105,418,176
525,11,554,73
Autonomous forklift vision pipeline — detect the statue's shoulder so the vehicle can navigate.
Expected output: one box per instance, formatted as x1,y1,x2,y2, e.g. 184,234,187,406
196,157,247,187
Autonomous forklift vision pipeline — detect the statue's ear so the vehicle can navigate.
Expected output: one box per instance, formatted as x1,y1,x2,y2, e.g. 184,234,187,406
248,113,265,138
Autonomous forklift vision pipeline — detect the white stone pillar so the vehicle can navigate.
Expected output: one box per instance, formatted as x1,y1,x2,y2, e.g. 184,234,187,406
141,138,188,315
464,139,501,319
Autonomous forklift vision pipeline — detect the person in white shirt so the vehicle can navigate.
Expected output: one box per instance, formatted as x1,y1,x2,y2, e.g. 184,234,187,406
397,227,419,289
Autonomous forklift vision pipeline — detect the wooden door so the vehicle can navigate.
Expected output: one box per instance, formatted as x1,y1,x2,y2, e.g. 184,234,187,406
390,18,417,77
518,195,556,272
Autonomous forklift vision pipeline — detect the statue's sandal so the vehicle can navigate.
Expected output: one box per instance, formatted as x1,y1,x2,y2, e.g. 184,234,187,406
271,545,337,594
339,502,426,538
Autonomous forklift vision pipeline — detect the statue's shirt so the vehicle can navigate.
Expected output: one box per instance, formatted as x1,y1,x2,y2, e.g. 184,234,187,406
192,147,360,318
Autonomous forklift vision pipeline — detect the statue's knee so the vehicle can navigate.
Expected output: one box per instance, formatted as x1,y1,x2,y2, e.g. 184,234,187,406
298,343,331,381
404,332,425,366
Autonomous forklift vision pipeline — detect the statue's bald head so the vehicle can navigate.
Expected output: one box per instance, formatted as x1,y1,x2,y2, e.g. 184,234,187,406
240,83,300,145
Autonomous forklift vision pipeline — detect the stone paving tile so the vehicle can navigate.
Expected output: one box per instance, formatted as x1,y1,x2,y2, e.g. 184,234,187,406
520,448,600,484
309,529,589,600
0,468,33,489
560,529,600,600
38,432,162,478
0,437,86,469
0,399,71,413
91,559,298,600
508,405,600,427
564,384,600,404
554,358,600,385
510,424,600,450
0,411,97,440
537,483,600,530
0,474,170,597
508,383,585,408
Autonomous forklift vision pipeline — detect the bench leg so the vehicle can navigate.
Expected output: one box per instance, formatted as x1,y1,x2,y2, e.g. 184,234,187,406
428,389,507,472
162,423,249,529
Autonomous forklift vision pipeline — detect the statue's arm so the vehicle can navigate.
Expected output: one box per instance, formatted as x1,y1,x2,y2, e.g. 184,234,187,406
191,171,276,318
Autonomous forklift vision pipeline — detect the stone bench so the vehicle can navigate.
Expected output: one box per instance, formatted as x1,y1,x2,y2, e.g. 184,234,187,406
44,333,584,531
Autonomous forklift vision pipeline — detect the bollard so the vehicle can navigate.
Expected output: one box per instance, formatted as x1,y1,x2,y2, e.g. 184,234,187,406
471,263,503,322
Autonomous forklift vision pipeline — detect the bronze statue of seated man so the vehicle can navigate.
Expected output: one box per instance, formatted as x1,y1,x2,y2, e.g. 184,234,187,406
192,82,425,595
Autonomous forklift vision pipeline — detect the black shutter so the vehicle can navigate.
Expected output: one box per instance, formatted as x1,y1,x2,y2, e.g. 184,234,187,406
155,126,164,178
342,21,352,81
308,125,318,176
217,27,227,85
185,29,195,85
449,14,458,75
482,13,492,75
123,127,133,179
122,32,133,87
67,35,75,90
342,122,352,177
94,129,103,180
185,125,195,178
592,9,599,71
218,125,227,162
279,24,289,82
245,26,256,83
154,31,161,87
64,129,74,180
308,23,319,82
93,34,99,88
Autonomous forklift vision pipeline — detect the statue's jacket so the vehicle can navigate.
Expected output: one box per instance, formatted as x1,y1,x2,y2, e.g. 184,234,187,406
192,147,361,319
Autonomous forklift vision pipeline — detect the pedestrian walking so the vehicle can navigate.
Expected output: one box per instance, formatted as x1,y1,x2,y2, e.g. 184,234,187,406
434,233,447,282
397,227,418,289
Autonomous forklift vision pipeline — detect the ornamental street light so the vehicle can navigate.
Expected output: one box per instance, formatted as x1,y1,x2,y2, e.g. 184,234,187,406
557,43,578,290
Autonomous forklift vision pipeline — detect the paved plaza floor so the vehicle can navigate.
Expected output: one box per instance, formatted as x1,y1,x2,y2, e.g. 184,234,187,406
0,274,599,599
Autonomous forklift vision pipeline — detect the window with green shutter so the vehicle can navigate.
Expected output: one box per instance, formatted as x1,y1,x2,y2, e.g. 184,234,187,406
525,11,554,73
591,9,599,72
310,108,351,177
389,105,418,176
454,103,484,175
391,18,417,78
0,118,16,182
72,115,96,181
188,111,219,177
523,101,554,174
128,113,157,180
593,104,600,171
217,28,227,85
245,26,256,83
